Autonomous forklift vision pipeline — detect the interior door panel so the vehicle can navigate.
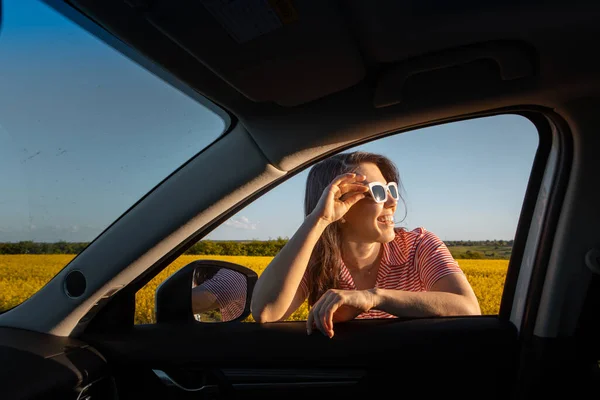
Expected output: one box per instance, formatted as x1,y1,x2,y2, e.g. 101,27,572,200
81,316,518,399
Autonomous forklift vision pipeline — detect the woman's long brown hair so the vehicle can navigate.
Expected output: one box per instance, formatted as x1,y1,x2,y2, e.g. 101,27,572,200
303,151,405,306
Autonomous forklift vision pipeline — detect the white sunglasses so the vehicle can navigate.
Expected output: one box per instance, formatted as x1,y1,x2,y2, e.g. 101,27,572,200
366,181,400,203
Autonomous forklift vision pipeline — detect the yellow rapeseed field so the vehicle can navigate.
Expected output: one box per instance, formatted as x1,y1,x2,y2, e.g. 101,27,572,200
0,255,507,324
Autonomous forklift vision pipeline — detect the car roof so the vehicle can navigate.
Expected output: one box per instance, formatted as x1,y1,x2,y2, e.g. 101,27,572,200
45,0,600,170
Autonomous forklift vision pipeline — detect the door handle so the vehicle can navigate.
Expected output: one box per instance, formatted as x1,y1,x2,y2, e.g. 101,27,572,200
152,369,219,394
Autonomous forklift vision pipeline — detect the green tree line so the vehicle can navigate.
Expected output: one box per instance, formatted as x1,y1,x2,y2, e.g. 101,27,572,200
444,240,514,247
0,238,511,259
0,238,289,257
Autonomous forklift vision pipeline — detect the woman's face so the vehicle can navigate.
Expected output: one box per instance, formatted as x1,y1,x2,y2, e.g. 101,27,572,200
340,162,398,243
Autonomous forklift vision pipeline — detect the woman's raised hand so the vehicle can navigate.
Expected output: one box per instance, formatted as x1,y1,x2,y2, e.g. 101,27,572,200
310,173,369,225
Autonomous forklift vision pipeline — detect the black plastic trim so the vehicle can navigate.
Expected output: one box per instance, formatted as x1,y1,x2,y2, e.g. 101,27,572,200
519,112,573,339
498,111,553,319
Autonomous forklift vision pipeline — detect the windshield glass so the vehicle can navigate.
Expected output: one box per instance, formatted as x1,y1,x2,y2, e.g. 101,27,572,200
0,0,228,312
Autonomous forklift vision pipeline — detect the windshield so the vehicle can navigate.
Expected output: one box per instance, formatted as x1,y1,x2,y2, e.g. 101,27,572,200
0,0,229,312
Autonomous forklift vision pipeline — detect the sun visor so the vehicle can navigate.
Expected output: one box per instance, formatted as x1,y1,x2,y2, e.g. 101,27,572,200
143,0,365,107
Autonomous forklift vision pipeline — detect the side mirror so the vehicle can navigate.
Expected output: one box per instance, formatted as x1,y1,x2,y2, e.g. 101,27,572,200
155,260,258,324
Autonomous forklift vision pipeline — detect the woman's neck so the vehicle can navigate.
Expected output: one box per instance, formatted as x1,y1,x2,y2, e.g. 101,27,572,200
341,241,382,272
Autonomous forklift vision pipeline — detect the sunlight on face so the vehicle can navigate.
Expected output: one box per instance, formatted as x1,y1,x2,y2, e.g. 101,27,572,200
342,162,397,243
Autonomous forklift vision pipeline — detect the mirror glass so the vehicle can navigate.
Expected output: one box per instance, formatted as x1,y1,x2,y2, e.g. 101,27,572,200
191,265,248,322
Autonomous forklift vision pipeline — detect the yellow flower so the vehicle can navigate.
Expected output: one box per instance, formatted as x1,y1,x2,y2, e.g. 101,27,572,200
0,255,508,324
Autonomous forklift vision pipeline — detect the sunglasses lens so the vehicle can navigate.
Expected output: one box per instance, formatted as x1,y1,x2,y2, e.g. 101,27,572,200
388,184,399,200
371,185,387,202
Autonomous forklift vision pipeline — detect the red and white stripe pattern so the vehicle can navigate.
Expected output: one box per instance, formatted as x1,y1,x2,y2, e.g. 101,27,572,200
198,268,247,321
302,227,464,319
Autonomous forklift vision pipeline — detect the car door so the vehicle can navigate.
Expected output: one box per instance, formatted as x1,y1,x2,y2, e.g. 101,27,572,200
75,106,600,400
70,111,551,400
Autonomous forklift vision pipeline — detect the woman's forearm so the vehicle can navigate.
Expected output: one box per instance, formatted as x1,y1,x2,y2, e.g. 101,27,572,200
192,287,218,314
370,288,481,318
251,213,329,322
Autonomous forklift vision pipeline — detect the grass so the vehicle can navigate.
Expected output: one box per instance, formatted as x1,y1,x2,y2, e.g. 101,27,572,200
448,245,512,259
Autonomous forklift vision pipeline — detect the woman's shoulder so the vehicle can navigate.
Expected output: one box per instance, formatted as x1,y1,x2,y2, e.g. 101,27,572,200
393,226,442,247
393,226,429,240
385,227,430,262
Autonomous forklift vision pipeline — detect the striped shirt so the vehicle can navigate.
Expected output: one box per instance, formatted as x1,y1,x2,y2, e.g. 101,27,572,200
300,227,464,319
196,268,247,321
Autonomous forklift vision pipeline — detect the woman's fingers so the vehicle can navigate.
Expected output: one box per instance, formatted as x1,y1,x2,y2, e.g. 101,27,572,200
339,182,369,191
320,295,342,337
308,293,331,337
307,291,344,338
322,174,367,210
310,301,326,336
338,184,369,203
331,173,366,187
320,298,334,335
307,294,326,335
341,192,366,207
326,302,344,336
338,183,369,196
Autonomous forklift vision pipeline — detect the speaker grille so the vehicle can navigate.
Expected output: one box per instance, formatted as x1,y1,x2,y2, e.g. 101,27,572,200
64,270,86,298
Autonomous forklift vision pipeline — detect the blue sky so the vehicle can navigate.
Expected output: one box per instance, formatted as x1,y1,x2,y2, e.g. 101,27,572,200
0,0,538,243
212,115,538,241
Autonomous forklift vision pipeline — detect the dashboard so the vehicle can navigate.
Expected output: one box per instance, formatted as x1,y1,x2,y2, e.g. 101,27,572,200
0,327,115,400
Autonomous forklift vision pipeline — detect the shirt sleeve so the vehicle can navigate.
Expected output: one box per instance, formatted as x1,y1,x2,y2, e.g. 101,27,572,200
413,229,464,290
198,268,247,321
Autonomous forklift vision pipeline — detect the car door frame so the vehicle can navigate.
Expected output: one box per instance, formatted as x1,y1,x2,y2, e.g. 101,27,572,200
75,107,578,400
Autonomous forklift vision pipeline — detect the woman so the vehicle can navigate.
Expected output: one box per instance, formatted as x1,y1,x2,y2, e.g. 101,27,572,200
251,151,481,338
192,266,247,322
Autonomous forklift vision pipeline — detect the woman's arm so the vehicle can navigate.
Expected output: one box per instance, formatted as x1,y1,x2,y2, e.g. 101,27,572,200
250,213,328,323
308,273,480,338
372,229,481,317
251,172,368,323
192,286,219,314
370,273,481,317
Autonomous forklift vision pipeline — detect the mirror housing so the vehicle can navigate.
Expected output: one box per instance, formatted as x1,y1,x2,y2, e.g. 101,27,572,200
155,260,258,324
